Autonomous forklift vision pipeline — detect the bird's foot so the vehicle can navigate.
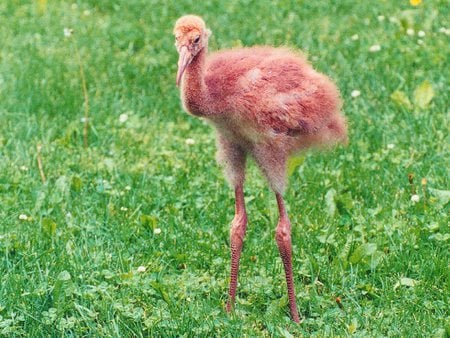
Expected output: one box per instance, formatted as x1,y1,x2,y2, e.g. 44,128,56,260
290,308,301,323
225,299,234,313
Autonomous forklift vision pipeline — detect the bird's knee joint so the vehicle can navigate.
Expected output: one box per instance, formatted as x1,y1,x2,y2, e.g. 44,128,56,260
231,214,247,241
275,224,291,245
232,213,247,228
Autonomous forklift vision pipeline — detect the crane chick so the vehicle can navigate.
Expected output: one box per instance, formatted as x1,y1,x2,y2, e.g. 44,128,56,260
174,15,347,323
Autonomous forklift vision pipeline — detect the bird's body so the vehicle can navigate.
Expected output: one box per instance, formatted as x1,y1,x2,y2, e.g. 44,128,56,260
174,15,347,322
179,43,346,191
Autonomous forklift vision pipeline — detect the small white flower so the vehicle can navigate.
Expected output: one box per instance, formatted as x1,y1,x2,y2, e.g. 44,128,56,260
351,90,361,98
80,117,89,123
19,165,28,171
125,185,131,191
153,228,162,235
369,44,381,52
137,266,146,273
19,214,28,220
119,113,128,123
411,194,420,203
417,30,425,37
377,15,385,22
185,138,195,145
351,34,359,41
63,28,73,38
417,39,424,45
389,17,398,23
438,27,450,35
120,206,128,211
66,212,72,218
387,143,395,149
406,28,415,36
71,3,78,10
83,10,91,16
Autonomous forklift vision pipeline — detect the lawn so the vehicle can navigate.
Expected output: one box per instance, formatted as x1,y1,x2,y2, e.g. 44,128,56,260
0,0,449,336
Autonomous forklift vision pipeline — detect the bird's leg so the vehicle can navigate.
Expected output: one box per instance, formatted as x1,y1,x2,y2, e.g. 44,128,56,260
226,184,248,313
275,192,301,323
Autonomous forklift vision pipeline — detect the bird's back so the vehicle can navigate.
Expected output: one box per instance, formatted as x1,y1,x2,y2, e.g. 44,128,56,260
206,46,310,98
204,46,345,148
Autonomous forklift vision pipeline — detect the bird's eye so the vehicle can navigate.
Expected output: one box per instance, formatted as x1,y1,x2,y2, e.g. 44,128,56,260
193,36,200,44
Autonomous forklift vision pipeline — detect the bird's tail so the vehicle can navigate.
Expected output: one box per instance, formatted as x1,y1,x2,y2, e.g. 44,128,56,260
301,113,348,150
324,113,348,145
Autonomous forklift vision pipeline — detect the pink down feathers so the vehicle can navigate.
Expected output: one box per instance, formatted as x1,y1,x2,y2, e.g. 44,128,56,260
173,15,347,323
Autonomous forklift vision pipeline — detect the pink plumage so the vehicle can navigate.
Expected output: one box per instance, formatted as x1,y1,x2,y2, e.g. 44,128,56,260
174,15,347,323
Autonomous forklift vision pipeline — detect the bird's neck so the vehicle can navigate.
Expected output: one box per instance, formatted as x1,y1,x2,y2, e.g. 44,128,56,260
183,47,208,116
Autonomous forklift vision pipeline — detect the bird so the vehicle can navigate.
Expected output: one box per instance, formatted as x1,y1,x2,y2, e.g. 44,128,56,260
173,15,347,323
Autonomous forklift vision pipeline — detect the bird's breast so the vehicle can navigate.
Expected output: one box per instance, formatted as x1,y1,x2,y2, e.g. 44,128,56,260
184,97,204,116
181,86,207,117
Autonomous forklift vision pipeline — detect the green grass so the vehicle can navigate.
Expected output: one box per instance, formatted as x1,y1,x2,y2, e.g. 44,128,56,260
0,0,449,336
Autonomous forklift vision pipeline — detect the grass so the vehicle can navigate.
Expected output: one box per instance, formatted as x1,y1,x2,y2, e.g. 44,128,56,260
0,0,449,336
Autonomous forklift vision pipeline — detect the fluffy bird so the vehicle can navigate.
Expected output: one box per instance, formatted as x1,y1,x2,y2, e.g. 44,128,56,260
174,15,347,322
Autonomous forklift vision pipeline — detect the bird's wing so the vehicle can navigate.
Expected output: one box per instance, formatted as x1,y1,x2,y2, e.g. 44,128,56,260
205,47,341,136
247,72,341,136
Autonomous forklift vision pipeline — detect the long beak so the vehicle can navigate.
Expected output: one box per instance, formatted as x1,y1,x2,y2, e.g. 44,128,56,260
176,46,192,87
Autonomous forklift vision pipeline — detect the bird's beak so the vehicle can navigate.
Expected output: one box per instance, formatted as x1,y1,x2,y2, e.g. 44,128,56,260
176,46,192,87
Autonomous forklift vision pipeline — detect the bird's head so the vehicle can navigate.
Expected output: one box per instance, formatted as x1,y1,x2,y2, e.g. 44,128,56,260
173,15,211,86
